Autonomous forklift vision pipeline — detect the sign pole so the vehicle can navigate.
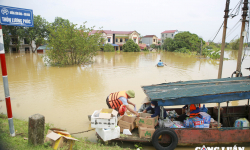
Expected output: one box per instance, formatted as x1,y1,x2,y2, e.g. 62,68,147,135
0,25,15,136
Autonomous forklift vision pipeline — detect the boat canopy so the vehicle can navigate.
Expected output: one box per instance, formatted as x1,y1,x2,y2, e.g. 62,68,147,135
141,76,250,106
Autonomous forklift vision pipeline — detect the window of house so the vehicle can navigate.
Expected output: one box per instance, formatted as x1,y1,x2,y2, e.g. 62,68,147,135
166,34,168,37
172,34,173,37
162,34,164,37
24,38,29,44
108,38,111,42
12,38,18,44
120,38,123,42
125,39,128,42
120,46,122,50
116,38,118,42
153,39,155,42
133,39,136,42
162,40,164,43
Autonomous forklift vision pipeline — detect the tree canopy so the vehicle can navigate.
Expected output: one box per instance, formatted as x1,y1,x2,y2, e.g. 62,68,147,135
122,39,140,52
44,19,103,66
103,43,115,52
163,31,205,53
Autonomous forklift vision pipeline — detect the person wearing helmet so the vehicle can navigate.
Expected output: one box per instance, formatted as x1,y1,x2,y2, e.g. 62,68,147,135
106,90,139,117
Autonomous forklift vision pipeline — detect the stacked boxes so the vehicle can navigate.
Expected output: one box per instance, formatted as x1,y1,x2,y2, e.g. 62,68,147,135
136,113,158,139
199,112,211,128
118,115,136,133
91,109,120,141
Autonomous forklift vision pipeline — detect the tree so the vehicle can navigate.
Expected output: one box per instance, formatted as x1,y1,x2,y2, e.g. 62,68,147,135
122,39,140,52
21,15,48,53
163,32,205,53
103,43,115,52
2,26,23,52
45,19,103,66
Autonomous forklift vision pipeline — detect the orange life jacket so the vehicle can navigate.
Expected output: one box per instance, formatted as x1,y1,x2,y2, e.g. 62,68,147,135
189,104,200,117
108,91,128,111
119,105,127,116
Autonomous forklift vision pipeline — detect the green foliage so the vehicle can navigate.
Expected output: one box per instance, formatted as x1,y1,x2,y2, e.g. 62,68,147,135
122,39,140,52
230,38,240,50
103,43,115,52
202,48,221,59
45,18,103,66
174,47,191,54
150,44,156,48
163,32,205,53
134,143,143,149
143,47,149,51
2,26,23,52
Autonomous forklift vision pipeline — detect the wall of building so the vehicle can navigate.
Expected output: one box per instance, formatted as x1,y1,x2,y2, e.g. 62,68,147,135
141,37,152,45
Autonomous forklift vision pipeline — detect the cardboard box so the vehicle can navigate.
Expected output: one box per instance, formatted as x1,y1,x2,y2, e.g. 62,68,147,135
199,112,211,124
91,109,118,129
44,128,78,150
138,126,155,139
204,123,210,128
118,115,136,133
124,111,136,117
136,113,158,128
96,126,120,141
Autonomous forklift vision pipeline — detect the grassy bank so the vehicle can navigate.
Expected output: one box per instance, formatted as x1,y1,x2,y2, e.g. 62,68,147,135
0,113,130,150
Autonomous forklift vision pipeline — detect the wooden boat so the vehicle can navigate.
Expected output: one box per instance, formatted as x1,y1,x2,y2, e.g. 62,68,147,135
108,76,250,150
157,64,164,67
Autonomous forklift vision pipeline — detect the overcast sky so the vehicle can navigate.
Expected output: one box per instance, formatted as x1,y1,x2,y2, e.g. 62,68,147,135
1,0,247,43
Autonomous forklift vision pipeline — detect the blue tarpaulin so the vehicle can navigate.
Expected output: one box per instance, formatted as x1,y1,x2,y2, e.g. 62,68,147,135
103,44,118,46
141,76,250,106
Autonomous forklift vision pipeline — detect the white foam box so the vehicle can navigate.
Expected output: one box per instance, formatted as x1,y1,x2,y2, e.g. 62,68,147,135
204,123,210,128
96,126,120,141
91,109,118,129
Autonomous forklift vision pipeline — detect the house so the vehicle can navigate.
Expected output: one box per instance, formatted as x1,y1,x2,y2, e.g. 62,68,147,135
141,35,158,45
158,39,161,44
37,45,51,53
9,37,35,52
161,30,178,43
89,30,140,51
138,43,147,50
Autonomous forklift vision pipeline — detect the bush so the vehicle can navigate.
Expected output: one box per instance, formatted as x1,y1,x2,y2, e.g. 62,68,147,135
103,43,115,52
143,47,149,51
122,39,140,52
202,48,221,59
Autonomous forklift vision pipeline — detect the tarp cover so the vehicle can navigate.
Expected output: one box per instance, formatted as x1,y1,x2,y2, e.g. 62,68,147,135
141,76,250,106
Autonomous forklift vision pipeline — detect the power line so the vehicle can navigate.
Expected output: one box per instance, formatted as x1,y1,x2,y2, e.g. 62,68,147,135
211,22,224,42
217,20,241,42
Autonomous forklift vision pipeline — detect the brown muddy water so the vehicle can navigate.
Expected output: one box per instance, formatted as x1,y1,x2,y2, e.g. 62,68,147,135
0,50,250,150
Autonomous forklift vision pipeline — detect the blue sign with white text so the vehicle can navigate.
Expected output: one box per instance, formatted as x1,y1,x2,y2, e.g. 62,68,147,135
0,5,33,27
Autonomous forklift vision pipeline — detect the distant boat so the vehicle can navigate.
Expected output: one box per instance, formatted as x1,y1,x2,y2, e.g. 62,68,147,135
157,64,164,67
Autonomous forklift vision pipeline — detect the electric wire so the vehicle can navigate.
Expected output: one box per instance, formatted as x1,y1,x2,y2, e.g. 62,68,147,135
211,22,224,42
230,0,242,18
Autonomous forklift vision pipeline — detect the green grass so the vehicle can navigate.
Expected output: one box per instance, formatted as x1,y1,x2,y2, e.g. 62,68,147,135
0,113,130,150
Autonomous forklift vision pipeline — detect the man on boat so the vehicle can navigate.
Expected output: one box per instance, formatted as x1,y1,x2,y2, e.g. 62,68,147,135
176,104,200,121
156,60,167,67
106,90,139,117
138,97,152,114
143,101,167,119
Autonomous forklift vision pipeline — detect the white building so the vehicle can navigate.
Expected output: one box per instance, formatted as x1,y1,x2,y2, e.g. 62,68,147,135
161,30,178,43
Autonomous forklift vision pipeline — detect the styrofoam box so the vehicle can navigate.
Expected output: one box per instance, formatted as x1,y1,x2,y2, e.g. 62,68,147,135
204,123,209,128
96,126,120,141
91,110,117,129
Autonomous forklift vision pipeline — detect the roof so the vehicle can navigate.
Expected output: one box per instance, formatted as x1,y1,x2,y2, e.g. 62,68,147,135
143,35,156,38
141,76,250,106
139,44,147,49
90,30,135,35
161,30,178,34
37,45,50,50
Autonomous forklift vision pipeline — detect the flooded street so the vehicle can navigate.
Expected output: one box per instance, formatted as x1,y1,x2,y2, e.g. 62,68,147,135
0,50,250,149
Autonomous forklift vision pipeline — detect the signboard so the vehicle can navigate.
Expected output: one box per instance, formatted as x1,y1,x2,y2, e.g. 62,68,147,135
0,5,33,27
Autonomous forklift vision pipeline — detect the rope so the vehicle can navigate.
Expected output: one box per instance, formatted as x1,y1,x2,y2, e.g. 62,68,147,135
70,128,95,135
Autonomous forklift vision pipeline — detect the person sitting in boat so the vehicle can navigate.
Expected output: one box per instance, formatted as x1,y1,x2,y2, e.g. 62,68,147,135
176,104,200,121
143,101,167,119
156,60,167,67
138,97,152,114
106,90,139,117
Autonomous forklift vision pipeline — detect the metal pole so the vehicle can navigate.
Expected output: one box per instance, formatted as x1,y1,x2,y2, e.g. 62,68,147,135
236,0,248,77
218,103,221,128
200,39,202,55
218,0,230,79
0,25,15,136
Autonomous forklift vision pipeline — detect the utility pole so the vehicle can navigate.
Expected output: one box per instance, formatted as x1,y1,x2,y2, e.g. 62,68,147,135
236,0,249,77
218,0,230,79
200,39,203,55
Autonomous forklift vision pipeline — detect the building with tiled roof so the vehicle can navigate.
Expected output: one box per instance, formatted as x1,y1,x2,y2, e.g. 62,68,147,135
89,30,140,51
141,35,158,45
161,30,178,43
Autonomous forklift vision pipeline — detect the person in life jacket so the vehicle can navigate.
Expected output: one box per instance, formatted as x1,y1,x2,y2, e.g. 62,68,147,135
176,104,200,121
106,90,139,117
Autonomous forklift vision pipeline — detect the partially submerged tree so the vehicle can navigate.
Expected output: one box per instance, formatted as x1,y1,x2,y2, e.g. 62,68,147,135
103,43,115,52
122,39,140,52
45,19,102,66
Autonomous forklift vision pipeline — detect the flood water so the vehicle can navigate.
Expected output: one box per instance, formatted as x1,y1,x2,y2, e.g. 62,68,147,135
0,50,250,150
